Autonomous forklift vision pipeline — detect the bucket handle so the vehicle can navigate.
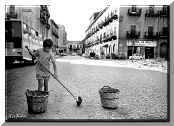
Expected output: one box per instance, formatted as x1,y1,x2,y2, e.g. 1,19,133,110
101,85,111,90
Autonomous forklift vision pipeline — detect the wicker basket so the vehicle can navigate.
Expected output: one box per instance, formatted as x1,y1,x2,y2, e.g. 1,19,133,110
26,89,49,114
99,86,120,109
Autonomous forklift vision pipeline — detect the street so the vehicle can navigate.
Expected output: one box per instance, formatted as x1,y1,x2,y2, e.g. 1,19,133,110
6,56,168,120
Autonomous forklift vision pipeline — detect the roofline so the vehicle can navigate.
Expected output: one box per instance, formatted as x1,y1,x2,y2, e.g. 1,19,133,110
85,6,109,32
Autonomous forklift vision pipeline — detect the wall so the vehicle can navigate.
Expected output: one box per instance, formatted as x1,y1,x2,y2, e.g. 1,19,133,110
119,5,169,59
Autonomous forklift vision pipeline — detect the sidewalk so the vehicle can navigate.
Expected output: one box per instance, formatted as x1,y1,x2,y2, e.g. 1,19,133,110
56,56,168,73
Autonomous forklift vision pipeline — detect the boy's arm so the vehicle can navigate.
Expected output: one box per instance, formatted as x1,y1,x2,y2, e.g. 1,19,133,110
25,46,39,59
50,54,57,77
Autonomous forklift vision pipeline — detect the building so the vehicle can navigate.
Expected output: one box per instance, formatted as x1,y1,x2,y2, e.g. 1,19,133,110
39,5,50,40
58,24,67,53
48,19,59,53
84,5,119,58
66,41,83,55
119,5,169,59
5,5,50,42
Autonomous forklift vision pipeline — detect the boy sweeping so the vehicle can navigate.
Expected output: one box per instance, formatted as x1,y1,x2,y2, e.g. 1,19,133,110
26,39,57,92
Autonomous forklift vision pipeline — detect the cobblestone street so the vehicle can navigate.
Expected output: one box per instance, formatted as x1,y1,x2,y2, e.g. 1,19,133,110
6,56,168,120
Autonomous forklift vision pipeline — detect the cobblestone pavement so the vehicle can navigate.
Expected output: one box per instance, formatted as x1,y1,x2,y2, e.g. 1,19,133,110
6,56,168,120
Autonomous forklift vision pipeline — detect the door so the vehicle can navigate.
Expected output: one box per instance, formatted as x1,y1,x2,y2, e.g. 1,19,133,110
145,47,154,59
160,42,167,59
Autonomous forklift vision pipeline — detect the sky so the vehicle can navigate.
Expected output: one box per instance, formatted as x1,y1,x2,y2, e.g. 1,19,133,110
48,0,109,41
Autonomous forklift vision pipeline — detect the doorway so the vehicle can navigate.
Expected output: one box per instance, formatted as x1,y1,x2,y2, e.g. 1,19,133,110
160,42,167,59
145,47,154,59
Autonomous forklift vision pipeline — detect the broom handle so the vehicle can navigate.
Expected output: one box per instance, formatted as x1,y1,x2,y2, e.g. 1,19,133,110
38,61,76,100
26,47,76,100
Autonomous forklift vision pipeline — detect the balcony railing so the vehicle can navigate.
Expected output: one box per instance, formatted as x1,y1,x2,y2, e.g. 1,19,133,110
101,33,117,43
159,31,168,38
144,32,159,39
46,23,50,29
159,7,169,17
6,13,17,18
145,9,159,17
98,14,118,29
126,31,140,39
103,15,118,27
145,8,169,18
86,32,117,47
127,8,142,16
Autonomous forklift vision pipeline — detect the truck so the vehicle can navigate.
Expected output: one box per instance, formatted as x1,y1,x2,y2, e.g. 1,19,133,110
5,19,43,64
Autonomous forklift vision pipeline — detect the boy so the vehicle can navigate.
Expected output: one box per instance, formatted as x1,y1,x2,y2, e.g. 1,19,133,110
27,39,57,91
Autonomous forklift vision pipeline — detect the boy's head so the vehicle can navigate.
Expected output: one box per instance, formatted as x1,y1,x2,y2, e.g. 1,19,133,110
43,39,53,52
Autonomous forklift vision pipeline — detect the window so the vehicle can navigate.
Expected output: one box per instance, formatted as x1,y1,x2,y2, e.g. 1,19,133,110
148,26,153,34
131,25,136,33
163,27,168,33
162,5,168,12
132,5,137,12
5,21,22,48
35,31,38,36
69,45,72,49
149,5,154,13
162,27,168,36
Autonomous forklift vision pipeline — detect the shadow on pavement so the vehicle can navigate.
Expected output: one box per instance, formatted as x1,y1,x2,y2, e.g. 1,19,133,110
6,62,35,70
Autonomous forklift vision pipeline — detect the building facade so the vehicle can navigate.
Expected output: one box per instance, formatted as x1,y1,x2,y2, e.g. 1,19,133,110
84,5,119,58
6,5,50,45
119,5,169,59
58,24,67,53
66,41,83,55
48,19,59,53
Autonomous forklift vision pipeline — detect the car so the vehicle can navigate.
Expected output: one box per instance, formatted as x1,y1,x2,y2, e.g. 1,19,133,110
60,53,67,56
129,54,144,60
72,53,77,56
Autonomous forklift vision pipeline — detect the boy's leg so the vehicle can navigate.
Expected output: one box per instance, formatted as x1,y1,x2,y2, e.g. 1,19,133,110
38,79,44,91
44,78,49,92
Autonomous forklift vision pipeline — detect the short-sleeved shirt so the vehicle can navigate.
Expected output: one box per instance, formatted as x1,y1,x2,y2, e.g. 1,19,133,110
34,48,54,79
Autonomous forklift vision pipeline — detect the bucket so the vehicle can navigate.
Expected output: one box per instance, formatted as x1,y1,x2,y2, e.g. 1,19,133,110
99,86,120,109
26,89,49,114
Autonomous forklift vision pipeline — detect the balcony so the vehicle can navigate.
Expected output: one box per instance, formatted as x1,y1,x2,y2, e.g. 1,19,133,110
98,22,103,29
144,32,159,39
127,7,142,17
159,6,169,17
101,33,117,43
103,17,110,27
159,32,168,38
40,5,47,10
46,23,50,29
111,14,118,20
98,14,118,29
145,9,159,17
6,13,17,19
159,27,169,38
126,31,140,39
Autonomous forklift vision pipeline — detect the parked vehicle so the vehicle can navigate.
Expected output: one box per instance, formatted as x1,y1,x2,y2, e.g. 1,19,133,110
129,54,144,60
5,19,42,64
72,53,77,56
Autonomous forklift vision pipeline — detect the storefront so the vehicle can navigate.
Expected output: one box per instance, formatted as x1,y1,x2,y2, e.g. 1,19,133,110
127,40,157,59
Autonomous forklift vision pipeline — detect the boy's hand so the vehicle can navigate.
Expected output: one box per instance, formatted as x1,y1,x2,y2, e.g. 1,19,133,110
54,73,58,78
